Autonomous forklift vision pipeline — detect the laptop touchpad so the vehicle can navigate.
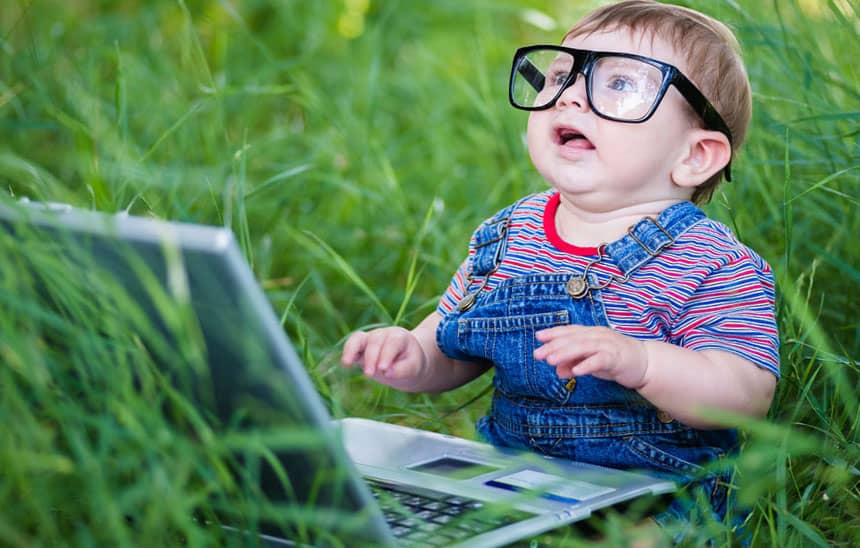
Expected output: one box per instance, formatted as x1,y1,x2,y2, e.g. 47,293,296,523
409,456,501,480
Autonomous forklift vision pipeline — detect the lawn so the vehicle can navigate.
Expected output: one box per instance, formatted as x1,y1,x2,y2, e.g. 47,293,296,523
1,0,858,545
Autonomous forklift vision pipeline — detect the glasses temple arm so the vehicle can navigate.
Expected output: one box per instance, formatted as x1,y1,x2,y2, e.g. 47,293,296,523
516,58,545,93
672,73,735,181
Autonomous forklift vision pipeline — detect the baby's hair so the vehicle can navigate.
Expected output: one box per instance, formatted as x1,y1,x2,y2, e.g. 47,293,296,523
564,0,752,203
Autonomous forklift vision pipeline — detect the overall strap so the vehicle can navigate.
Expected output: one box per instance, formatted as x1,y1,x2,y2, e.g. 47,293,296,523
468,196,530,277
604,201,706,276
456,196,529,312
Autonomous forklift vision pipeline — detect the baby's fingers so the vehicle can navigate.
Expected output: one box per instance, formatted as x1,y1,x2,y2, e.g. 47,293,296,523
535,325,575,342
341,327,420,385
535,334,602,371
534,333,580,361
563,354,607,378
341,331,369,367
374,334,410,375
360,333,390,377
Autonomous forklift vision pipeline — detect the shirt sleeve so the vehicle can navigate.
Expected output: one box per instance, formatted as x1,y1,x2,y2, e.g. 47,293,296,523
671,252,780,378
437,257,471,314
436,213,490,314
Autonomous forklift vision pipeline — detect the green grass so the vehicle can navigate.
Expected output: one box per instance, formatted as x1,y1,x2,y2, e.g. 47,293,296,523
1,0,858,545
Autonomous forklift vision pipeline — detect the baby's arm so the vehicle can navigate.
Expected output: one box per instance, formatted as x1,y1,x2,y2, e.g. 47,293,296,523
341,312,489,393
637,343,776,426
534,326,776,429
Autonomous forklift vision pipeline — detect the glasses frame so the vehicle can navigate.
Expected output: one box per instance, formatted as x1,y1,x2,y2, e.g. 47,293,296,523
509,45,734,180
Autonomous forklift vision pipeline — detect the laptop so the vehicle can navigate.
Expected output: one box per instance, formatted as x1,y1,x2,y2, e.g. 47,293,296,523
0,199,675,547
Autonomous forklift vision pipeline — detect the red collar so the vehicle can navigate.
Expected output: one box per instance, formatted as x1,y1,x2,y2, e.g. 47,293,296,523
542,192,599,256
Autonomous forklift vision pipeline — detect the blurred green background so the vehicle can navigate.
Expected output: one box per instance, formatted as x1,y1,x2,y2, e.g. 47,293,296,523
1,0,858,545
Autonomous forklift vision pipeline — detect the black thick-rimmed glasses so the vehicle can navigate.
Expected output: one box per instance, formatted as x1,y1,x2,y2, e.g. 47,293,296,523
509,45,734,180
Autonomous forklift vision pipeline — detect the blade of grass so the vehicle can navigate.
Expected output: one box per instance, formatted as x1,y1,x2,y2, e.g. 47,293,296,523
288,228,393,324
787,165,860,203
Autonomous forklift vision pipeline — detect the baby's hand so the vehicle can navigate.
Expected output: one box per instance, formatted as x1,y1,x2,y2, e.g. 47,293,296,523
533,325,649,390
341,327,427,390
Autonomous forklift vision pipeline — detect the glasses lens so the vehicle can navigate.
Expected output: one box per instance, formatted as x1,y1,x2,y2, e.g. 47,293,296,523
511,49,576,109
590,56,664,121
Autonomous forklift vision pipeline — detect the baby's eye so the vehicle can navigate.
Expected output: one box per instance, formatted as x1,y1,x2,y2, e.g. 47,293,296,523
606,75,637,92
547,70,571,86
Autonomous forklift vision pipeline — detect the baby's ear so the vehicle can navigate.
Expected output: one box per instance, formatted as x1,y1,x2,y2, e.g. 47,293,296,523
671,129,732,188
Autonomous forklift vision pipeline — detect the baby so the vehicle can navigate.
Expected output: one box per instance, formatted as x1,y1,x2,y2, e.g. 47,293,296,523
342,0,779,540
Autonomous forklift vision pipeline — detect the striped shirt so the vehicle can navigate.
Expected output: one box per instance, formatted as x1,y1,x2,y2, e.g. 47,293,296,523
438,191,780,377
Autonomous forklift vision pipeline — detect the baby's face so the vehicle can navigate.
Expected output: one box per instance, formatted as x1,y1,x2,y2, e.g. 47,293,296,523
526,27,699,212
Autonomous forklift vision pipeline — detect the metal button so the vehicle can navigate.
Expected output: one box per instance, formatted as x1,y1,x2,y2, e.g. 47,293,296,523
656,410,673,423
456,293,476,312
566,276,588,299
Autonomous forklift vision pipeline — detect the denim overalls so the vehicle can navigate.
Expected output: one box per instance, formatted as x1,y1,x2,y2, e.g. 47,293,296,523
436,200,738,532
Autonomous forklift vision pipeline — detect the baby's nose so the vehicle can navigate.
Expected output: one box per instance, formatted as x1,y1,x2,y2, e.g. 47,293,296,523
555,73,588,111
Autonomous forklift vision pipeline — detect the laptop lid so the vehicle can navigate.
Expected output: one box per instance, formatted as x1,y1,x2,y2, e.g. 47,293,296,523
0,199,395,546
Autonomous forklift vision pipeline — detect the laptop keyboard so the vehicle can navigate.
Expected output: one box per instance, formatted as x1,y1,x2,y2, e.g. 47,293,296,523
368,479,533,546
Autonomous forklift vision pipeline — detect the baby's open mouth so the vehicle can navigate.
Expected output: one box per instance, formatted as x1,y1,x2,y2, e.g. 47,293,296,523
555,127,594,149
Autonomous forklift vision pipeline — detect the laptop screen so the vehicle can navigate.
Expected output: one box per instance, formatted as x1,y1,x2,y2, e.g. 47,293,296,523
0,201,392,546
